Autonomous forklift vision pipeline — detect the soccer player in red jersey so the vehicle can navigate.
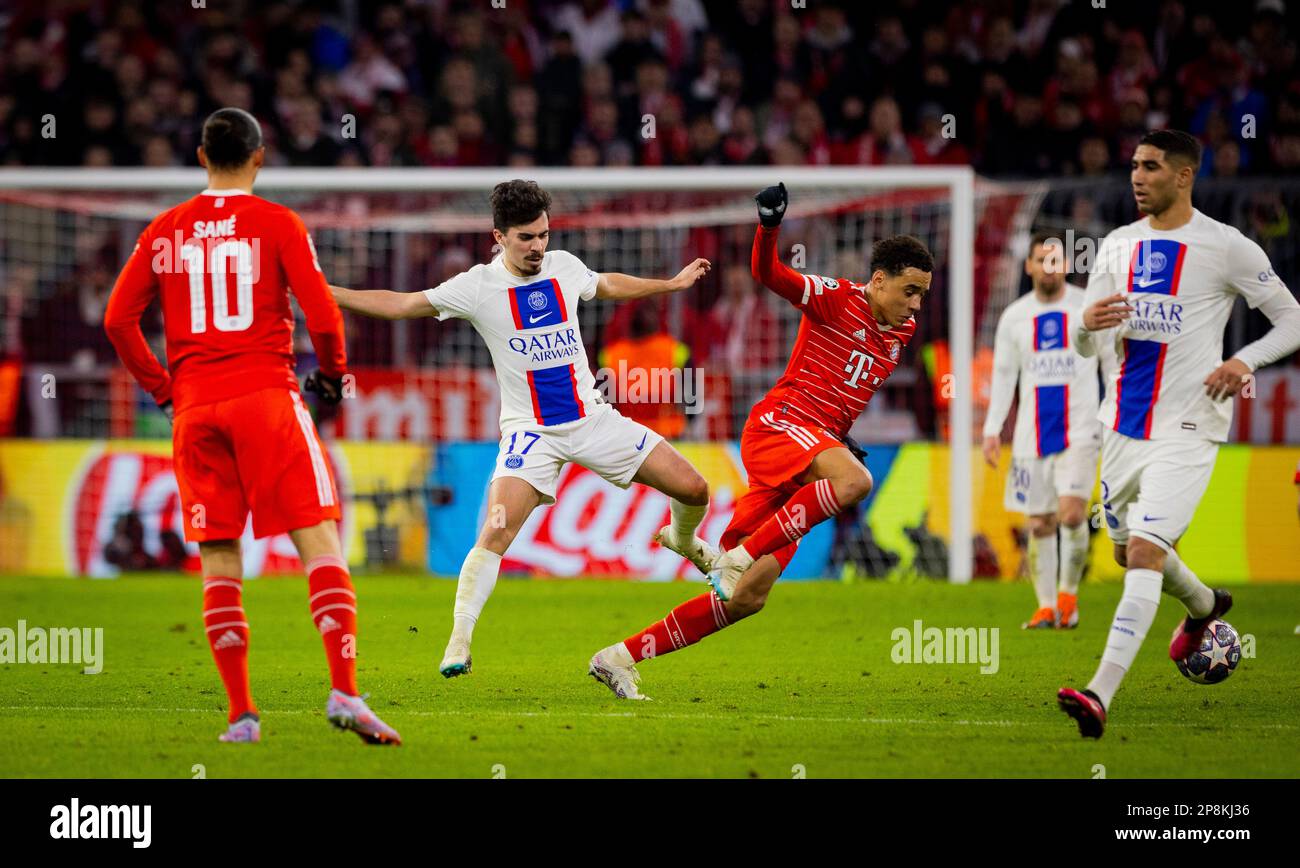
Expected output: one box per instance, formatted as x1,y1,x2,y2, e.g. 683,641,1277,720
103,108,400,745
589,183,934,698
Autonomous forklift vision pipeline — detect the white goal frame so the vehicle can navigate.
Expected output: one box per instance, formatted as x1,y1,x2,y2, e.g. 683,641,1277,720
0,165,977,583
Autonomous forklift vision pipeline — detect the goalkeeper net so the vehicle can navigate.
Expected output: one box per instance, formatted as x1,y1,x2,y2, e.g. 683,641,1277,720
0,166,1049,581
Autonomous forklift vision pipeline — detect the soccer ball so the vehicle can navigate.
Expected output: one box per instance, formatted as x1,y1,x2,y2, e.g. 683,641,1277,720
1174,619,1242,684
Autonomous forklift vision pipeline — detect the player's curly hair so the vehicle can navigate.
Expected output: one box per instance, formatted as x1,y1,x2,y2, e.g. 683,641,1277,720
490,180,552,232
870,235,934,277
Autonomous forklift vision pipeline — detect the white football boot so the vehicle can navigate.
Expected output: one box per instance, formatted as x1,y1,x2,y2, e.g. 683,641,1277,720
707,545,754,602
653,525,720,575
439,632,472,678
588,647,650,701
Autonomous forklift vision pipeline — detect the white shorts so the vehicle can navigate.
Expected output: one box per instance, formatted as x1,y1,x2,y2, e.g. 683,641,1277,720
490,404,665,505
1005,441,1100,515
1099,429,1219,552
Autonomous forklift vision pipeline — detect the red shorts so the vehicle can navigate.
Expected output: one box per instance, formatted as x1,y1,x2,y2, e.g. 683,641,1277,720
719,409,845,571
172,387,341,542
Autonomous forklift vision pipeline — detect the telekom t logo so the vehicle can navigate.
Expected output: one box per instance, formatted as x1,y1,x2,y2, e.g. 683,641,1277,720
843,351,874,388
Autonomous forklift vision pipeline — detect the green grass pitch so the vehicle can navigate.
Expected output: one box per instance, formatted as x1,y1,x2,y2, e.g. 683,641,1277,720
1,575,1297,778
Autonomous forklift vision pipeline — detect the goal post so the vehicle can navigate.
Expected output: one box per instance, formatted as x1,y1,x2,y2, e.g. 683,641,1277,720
0,165,976,582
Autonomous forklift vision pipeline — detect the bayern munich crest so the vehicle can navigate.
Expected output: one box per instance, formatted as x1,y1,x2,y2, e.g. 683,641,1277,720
889,341,900,361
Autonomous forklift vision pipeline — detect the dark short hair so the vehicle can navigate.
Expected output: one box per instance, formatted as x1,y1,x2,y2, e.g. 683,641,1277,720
871,235,934,277
1138,129,1202,171
200,107,263,170
490,179,552,232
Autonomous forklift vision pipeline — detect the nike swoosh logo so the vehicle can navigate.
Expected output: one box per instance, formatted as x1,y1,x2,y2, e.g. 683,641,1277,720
528,312,553,324
636,433,648,451
1134,276,1164,288
1142,515,1165,522
1116,618,1136,622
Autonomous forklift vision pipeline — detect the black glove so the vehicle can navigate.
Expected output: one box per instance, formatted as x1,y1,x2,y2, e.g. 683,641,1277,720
755,182,788,228
303,369,346,405
840,433,868,465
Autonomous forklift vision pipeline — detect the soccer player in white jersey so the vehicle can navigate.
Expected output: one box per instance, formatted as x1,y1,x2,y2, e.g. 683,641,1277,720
329,180,717,677
1057,130,1300,738
983,232,1101,630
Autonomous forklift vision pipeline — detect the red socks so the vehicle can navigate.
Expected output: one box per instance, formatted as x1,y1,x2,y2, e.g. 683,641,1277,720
202,576,256,723
307,555,359,696
742,478,841,559
622,592,731,662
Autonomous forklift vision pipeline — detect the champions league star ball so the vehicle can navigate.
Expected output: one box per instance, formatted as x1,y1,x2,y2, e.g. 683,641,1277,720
1174,619,1242,685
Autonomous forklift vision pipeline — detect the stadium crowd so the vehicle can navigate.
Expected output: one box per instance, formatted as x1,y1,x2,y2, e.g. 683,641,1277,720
1,0,1298,177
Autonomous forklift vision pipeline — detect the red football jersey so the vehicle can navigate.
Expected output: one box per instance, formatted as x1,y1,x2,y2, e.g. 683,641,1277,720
105,188,346,414
749,225,917,438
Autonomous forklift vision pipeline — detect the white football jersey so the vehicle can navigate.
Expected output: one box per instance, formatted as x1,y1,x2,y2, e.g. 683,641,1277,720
1077,209,1295,442
984,285,1101,458
425,249,602,432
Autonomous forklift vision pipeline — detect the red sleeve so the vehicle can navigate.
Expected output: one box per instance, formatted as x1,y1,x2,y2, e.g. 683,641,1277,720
279,211,347,378
751,225,808,305
104,227,172,406
751,225,841,322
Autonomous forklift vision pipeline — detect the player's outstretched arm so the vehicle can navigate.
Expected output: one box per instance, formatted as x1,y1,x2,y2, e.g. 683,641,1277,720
1207,234,1300,400
595,259,711,300
329,285,438,320
750,183,817,308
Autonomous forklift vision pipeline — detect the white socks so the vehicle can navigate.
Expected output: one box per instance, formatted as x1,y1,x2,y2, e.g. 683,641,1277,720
1028,531,1058,610
601,641,636,668
1161,548,1214,618
451,546,503,643
1088,568,1162,709
1058,522,1089,595
669,499,707,547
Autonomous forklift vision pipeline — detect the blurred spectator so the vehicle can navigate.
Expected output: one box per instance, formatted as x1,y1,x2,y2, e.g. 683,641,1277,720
702,264,783,375
598,302,689,438
834,96,918,165
281,98,342,166
1078,136,1113,176
339,34,406,110
556,0,623,67
0,0,1294,175
607,11,662,98
913,103,971,165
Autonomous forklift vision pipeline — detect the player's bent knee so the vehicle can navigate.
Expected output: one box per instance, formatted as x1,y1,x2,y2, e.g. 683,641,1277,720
1029,516,1057,537
728,590,766,620
682,473,709,506
1059,509,1086,529
838,469,873,505
1112,543,1128,568
1126,538,1167,571
476,525,516,554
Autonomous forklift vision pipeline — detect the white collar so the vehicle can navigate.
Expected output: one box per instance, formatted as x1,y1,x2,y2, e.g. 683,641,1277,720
200,188,250,196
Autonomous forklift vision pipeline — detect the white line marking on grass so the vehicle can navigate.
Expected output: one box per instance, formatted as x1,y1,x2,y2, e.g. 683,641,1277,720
1,705,1296,730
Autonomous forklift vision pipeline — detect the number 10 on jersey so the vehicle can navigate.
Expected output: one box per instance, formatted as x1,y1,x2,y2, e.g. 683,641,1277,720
182,240,256,333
